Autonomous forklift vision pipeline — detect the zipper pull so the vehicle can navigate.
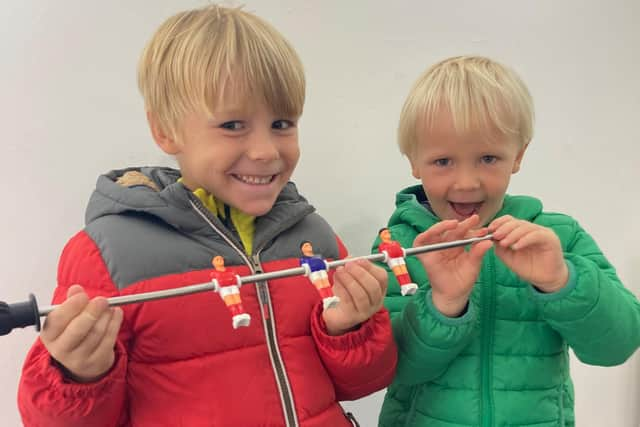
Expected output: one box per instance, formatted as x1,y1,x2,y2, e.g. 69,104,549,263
258,284,270,319
252,255,271,319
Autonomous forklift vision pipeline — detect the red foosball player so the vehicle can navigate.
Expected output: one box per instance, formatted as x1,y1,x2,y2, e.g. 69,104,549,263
299,241,340,310
210,255,251,328
378,228,418,296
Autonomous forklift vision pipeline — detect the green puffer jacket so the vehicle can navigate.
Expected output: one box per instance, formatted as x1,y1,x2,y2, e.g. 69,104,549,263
374,185,640,427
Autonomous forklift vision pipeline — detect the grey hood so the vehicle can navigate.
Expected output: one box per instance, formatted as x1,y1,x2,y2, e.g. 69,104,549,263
86,166,315,241
81,166,331,289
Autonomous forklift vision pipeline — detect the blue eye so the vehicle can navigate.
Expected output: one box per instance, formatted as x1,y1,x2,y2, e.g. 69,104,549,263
220,121,244,130
272,120,295,130
434,158,451,167
481,155,497,164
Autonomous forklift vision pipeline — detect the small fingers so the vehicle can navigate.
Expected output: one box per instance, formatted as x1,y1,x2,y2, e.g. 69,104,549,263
334,264,375,313
414,219,458,246
459,214,482,230
353,259,388,295
470,226,490,238
443,215,481,241
349,260,384,308
330,279,354,308
76,307,118,356
488,215,514,231
508,228,552,251
66,285,85,298
497,224,536,248
88,307,123,360
490,217,522,239
52,297,111,353
414,216,484,258
42,289,91,342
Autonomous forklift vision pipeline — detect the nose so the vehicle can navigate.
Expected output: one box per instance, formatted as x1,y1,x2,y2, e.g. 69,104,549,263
452,166,480,191
246,129,280,162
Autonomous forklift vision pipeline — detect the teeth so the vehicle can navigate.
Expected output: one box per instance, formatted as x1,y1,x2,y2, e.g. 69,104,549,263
236,175,273,185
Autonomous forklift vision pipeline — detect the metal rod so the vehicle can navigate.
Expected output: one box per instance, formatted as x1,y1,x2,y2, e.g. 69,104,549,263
404,234,493,256
38,234,493,316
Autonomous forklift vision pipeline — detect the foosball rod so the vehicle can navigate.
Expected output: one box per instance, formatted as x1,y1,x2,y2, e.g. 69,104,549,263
0,234,492,335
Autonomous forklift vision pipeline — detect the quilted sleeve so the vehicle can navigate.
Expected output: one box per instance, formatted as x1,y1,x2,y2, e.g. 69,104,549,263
372,225,478,385
17,231,130,427
310,304,397,400
530,219,640,366
308,235,397,400
390,289,478,385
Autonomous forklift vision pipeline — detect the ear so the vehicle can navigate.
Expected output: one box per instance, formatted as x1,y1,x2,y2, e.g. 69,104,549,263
147,111,181,155
512,143,529,174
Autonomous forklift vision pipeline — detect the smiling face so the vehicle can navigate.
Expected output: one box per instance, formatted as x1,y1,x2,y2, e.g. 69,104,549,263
410,110,527,226
151,95,300,217
138,5,306,218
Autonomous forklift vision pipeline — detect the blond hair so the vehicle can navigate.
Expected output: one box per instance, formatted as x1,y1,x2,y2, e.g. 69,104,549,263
398,56,534,157
137,5,305,138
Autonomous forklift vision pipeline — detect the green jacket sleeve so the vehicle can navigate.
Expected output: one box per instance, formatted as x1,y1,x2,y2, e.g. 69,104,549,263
530,220,640,366
373,225,478,385
392,290,478,385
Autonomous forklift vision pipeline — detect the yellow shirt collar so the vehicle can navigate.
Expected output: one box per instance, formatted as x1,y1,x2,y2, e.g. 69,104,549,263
186,183,255,256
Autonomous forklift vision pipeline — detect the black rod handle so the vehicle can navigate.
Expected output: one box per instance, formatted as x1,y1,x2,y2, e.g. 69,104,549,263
0,294,41,336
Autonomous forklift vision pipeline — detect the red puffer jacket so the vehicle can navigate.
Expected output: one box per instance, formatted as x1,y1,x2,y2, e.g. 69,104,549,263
18,167,397,427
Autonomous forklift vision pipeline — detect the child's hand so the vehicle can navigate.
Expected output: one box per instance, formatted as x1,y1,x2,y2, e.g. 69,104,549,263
322,259,387,336
488,215,568,292
40,285,123,383
414,215,493,317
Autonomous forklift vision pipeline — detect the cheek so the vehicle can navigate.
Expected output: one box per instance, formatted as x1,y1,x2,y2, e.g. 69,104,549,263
483,173,512,199
284,144,301,165
292,145,301,161
496,171,513,190
420,173,447,196
421,184,449,209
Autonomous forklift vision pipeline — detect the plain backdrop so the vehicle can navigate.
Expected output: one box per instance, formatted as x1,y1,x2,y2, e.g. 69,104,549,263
1,1,639,426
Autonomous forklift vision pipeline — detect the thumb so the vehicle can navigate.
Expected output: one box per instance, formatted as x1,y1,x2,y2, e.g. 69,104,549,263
413,220,458,247
66,284,86,300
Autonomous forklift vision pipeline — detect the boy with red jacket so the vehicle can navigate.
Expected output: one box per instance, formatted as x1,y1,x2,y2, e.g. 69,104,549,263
17,5,396,426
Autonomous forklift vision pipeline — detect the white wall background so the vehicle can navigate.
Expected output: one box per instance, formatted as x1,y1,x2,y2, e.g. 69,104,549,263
1,1,638,426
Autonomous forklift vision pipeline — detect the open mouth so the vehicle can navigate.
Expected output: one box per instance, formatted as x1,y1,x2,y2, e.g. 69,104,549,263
232,174,276,185
449,201,483,217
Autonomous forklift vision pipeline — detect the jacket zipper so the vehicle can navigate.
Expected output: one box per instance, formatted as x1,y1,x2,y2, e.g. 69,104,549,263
189,198,299,427
558,384,565,425
480,253,496,426
403,386,421,427
251,252,299,427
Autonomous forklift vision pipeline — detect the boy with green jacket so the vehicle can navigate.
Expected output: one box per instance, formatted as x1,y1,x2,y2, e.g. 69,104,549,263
374,55,640,427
